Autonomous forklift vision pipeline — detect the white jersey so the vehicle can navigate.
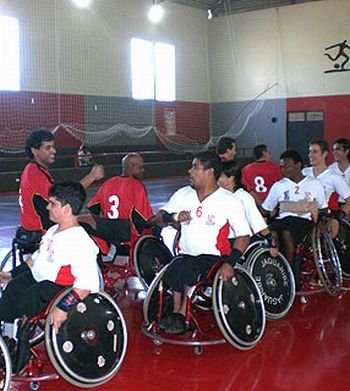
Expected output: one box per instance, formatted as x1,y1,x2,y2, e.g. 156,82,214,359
31,225,100,292
233,188,267,236
329,162,350,202
302,166,350,204
262,176,327,220
162,186,251,256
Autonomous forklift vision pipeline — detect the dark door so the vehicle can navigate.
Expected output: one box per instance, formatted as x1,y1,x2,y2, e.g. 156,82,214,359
287,111,324,165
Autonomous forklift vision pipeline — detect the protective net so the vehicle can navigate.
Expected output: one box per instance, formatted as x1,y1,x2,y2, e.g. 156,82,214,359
0,0,283,157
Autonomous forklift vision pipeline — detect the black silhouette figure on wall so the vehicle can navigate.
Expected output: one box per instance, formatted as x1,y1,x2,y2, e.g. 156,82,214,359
324,40,350,73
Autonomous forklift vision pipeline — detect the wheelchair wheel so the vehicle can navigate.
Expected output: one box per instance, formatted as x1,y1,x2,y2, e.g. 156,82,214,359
243,239,266,260
45,290,127,388
245,247,295,320
212,265,266,350
312,226,342,296
133,235,173,290
0,335,12,391
333,219,350,279
143,263,174,326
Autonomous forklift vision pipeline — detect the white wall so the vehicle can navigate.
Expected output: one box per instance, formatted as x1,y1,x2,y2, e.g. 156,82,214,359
0,0,209,101
208,0,350,102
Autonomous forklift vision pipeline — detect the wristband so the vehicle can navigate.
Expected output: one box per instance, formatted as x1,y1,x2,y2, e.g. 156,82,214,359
11,262,30,278
162,212,176,224
57,290,80,312
227,248,243,266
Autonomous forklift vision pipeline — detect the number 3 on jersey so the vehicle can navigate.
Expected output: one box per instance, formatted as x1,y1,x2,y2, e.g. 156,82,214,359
254,176,267,193
107,195,120,219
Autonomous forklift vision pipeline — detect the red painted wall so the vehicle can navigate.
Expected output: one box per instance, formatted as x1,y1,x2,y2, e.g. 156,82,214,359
287,95,350,143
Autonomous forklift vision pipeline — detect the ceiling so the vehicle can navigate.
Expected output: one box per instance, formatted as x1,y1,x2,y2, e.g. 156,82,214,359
168,0,322,16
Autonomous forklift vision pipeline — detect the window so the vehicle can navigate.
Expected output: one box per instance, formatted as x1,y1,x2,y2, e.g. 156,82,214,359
0,15,20,91
131,38,175,101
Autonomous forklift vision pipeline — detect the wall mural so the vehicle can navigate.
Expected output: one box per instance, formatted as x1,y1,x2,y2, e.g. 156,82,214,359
324,40,350,73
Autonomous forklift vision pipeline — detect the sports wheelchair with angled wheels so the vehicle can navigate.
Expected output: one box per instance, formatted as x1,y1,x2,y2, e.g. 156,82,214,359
243,239,295,320
141,257,266,354
333,217,350,280
0,288,127,390
295,218,342,299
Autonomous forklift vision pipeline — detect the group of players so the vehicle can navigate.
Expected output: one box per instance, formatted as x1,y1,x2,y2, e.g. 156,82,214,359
0,130,349,369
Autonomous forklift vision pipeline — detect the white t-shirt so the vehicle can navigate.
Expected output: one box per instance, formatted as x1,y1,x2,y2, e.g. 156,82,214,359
302,166,350,204
233,188,267,236
162,186,251,256
31,225,100,292
262,176,327,220
329,162,350,202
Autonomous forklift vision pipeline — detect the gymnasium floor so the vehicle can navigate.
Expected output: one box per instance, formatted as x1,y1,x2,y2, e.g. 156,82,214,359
1,176,350,391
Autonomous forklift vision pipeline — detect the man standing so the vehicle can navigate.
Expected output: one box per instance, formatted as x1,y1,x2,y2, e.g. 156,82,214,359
150,151,251,334
242,144,282,206
19,129,104,239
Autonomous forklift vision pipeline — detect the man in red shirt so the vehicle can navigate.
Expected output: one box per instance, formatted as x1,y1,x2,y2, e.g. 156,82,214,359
88,153,154,243
19,129,104,245
242,144,282,206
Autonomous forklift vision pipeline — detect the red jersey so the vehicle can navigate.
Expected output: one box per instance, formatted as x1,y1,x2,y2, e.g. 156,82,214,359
242,160,282,202
19,162,54,232
87,176,154,237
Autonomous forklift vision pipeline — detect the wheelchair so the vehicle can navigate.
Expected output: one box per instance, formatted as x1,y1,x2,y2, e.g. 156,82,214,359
0,288,127,390
141,257,266,354
295,219,342,298
243,239,295,320
333,217,350,279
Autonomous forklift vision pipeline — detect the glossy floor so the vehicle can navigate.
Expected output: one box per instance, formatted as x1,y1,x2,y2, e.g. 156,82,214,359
2,177,350,391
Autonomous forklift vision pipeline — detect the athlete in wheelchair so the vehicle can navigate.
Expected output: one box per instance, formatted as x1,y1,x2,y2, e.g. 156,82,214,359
0,181,127,389
218,160,295,320
261,150,342,296
141,152,269,352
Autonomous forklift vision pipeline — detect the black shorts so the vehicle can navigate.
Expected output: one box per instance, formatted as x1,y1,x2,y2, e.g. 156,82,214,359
164,254,221,293
269,216,312,245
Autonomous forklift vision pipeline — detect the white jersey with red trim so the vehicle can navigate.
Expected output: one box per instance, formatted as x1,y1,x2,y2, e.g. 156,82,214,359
302,166,350,204
162,186,251,256
31,225,100,292
329,163,350,202
262,176,327,220
234,188,267,235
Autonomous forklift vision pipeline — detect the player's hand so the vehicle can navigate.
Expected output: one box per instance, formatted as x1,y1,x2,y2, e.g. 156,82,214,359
176,210,191,223
269,247,279,258
50,307,68,334
89,164,104,181
0,272,12,285
220,263,235,281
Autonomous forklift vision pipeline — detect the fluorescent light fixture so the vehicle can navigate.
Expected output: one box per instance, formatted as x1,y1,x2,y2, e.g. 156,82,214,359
148,4,164,24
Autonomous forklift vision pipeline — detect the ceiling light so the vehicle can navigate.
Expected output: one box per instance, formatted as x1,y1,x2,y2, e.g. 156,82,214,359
72,0,92,9
208,9,213,20
148,3,164,24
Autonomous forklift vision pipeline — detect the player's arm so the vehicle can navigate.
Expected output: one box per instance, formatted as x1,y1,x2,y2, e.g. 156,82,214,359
33,194,54,230
80,164,104,189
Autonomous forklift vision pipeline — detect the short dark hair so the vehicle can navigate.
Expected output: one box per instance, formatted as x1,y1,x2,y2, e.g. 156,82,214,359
310,139,329,154
280,149,304,166
333,138,350,150
222,160,245,190
253,144,267,160
196,151,222,180
48,181,86,216
217,137,235,155
25,129,54,159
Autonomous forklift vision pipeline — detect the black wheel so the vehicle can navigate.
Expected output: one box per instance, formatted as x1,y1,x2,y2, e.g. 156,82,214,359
0,335,12,391
0,251,13,273
333,219,350,279
245,247,295,320
143,263,173,326
312,227,342,296
45,291,127,388
133,235,173,290
212,265,266,350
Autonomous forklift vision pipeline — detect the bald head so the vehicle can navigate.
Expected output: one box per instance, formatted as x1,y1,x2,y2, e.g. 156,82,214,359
122,153,145,180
